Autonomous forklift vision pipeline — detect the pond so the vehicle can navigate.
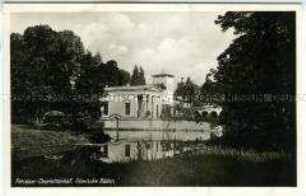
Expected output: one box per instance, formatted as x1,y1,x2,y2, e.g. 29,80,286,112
96,128,223,163
12,128,219,185
94,139,200,163
12,127,295,187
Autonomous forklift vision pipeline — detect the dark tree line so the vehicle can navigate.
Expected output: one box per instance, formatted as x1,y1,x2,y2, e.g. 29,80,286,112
10,24,146,125
208,12,296,152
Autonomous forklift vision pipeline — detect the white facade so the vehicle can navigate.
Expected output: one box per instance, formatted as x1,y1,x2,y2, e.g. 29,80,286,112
100,74,175,119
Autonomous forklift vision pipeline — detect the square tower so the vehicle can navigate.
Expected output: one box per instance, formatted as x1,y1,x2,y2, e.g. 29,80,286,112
152,73,175,95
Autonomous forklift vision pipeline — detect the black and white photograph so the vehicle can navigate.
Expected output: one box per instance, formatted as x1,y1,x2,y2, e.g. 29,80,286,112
6,3,299,189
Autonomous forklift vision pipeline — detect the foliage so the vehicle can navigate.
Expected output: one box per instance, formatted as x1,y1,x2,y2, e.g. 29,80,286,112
11,25,131,128
42,110,66,127
200,69,223,105
118,69,131,86
130,65,146,86
213,12,296,152
174,77,199,105
76,58,130,95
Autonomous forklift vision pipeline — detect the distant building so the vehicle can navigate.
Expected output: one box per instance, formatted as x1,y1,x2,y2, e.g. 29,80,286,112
100,73,175,119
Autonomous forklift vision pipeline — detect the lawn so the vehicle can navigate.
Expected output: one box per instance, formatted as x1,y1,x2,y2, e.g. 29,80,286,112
12,125,89,160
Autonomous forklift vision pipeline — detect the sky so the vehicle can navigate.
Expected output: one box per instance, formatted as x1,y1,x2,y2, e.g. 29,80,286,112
10,12,235,85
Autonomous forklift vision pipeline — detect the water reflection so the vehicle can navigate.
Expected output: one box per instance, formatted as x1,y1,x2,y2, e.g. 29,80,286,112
98,140,190,163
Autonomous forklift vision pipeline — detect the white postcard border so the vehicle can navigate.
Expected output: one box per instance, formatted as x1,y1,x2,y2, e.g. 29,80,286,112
2,3,304,196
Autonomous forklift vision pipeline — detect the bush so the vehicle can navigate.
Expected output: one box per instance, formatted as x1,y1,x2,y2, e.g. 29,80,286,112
43,110,66,128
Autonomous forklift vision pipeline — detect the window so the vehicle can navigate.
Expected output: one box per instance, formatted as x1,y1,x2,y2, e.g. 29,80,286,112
125,144,131,157
125,103,131,116
103,102,108,116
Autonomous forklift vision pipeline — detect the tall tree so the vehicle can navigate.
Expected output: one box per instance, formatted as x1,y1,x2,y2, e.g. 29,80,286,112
214,12,296,152
11,25,86,123
130,65,146,86
184,77,197,104
118,69,131,86
19,25,85,95
138,66,146,85
130,65,139,86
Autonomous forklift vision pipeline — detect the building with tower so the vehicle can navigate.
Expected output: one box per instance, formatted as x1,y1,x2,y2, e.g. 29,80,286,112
100,73,175,119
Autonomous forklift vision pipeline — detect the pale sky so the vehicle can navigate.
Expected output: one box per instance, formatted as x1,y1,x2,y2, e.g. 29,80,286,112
10,12,235,85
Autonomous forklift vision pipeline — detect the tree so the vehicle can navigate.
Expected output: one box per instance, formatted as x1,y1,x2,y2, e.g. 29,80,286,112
130,65,146,86
19,25,85,95
174,77,198,105
214,12,296,152
201,69,222,105
76,53,104,95
10,24,142,128
185,77,197,104
76,58,131,95
130,65,139,86
138,66,146,85
118,69,131,86
11,25,87,123
103,60,123,87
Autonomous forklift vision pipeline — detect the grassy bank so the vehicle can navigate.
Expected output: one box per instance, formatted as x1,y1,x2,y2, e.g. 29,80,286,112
12,125,89,160
117,153,295,186
12,146,296,187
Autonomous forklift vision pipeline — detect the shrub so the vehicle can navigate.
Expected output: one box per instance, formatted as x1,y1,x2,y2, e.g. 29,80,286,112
43,110,66,128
